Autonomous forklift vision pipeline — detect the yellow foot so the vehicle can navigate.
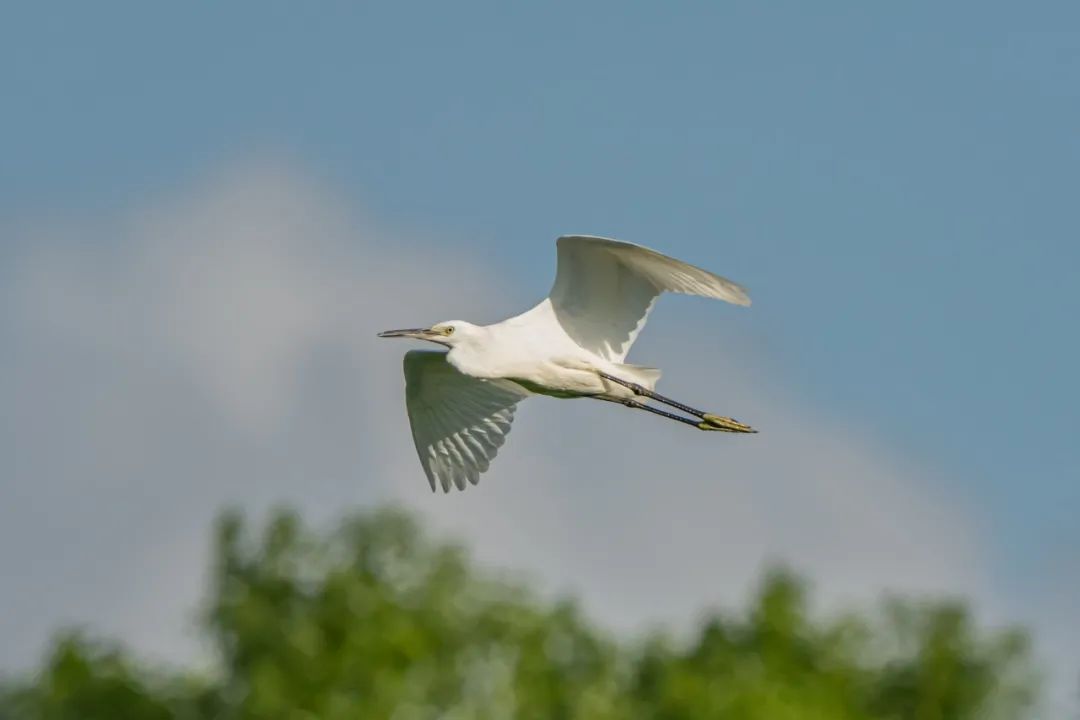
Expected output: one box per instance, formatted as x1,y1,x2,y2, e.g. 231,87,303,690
699,414,757,433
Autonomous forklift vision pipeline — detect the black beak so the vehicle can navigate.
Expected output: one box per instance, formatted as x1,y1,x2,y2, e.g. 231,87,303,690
377,328,431,338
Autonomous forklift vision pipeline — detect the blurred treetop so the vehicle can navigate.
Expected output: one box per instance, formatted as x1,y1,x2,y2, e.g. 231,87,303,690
0,507,1038,719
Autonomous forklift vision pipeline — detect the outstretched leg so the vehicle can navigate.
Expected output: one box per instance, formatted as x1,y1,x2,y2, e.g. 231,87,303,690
596,396,705,429
597,372,757,433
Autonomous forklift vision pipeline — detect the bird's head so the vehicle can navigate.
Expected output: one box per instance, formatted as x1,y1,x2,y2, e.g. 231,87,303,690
377,320,479,348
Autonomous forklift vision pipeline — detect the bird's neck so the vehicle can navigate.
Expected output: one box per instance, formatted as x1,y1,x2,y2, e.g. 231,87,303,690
445,326,499,379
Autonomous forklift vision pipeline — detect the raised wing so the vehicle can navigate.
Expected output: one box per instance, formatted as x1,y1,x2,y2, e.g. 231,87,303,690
547,235,750,361
403,350,527,492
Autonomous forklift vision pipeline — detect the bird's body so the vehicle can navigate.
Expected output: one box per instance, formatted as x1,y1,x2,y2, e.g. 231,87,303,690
443,301,657,400
380,235,756,492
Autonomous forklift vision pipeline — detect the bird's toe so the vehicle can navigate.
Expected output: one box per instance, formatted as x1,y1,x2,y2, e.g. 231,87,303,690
701,414,757,433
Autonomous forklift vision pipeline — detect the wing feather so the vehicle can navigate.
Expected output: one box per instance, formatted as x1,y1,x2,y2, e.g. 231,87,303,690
547,235,750,361
403,350,526,492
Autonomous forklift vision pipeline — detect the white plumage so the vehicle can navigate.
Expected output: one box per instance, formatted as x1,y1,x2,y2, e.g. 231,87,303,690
380,235,755,493
546,235,749,362
402,350,526,492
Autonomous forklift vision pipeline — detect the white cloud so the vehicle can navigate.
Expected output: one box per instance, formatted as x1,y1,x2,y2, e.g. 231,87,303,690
0,161,1042,695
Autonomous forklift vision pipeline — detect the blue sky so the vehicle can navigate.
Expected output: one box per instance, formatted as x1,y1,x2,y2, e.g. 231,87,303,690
3,1,1079,711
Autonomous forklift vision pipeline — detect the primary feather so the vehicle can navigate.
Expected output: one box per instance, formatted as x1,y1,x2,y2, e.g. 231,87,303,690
403,350,527,492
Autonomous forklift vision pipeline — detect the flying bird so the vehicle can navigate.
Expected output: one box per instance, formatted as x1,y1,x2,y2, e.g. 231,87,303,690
379,235,756,492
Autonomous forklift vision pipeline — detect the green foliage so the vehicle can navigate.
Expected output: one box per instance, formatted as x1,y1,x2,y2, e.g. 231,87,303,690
628,571,873,719
203,508,627,719
0,634,215,720
0,507,1039,719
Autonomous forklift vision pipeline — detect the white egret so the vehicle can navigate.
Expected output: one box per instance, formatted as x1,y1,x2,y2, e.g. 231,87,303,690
379,235,756,492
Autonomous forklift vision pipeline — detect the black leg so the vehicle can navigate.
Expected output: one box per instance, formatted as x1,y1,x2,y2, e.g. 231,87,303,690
598,372,705,416
597,372,757,433
596,396,700,428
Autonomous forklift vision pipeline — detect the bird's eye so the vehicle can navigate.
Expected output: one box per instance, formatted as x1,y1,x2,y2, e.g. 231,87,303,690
443,326,454,335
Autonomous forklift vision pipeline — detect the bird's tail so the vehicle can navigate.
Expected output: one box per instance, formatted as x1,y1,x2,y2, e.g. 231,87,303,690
614,363,662,392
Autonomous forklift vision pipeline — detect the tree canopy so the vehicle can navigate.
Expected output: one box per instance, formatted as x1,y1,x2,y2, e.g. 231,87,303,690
1,507,1038,719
